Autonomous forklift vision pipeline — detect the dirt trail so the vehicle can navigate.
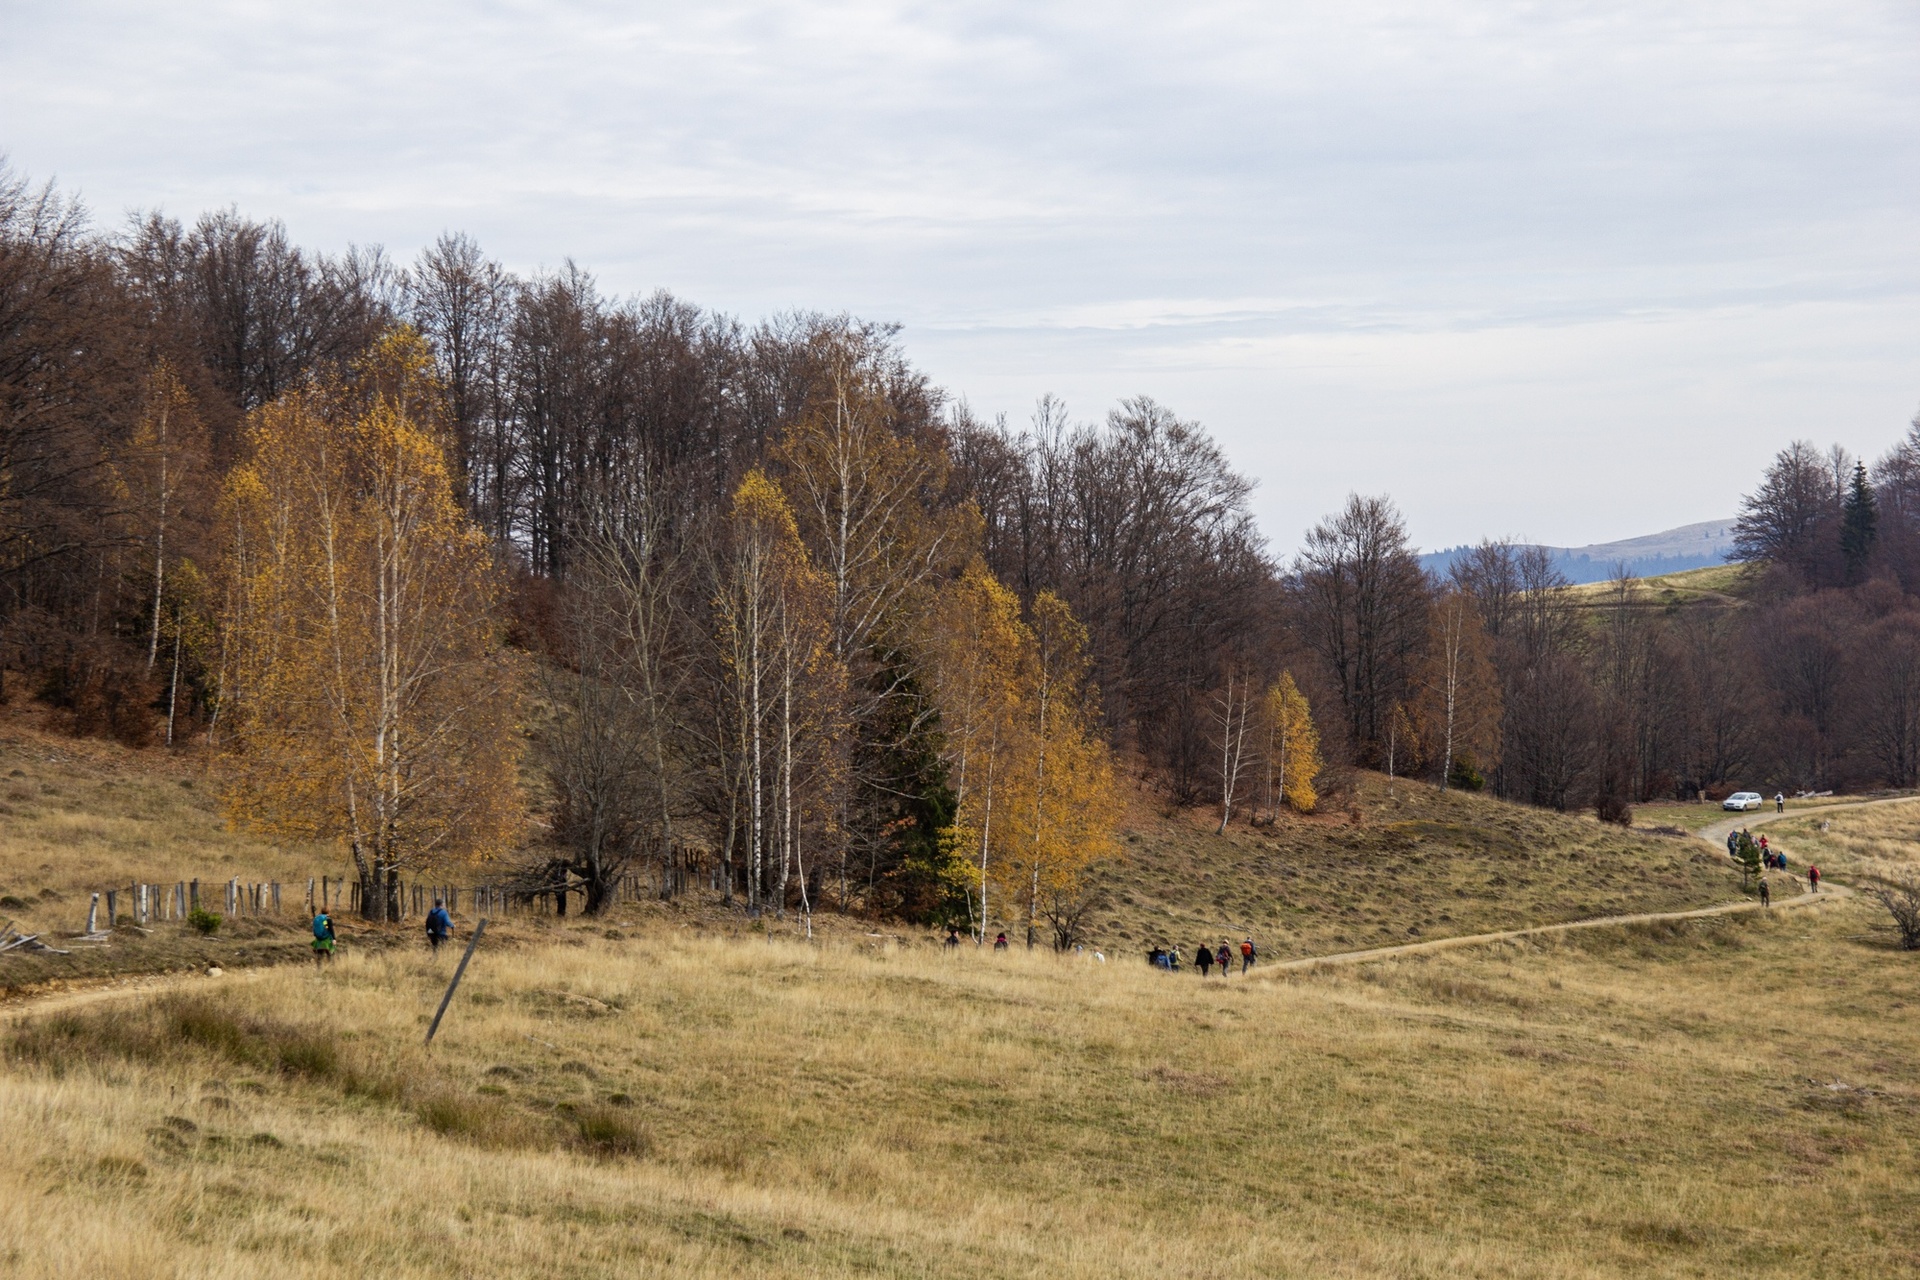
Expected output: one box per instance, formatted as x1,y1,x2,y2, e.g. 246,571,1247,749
1,964,277,1022
1695,793,1916,850
1250,796,1914,977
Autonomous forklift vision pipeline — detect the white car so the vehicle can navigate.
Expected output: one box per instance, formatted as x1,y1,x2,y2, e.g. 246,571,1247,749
1722,791,1763,811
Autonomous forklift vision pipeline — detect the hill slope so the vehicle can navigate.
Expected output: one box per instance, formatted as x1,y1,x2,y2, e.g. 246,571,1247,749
1093,776,1742,959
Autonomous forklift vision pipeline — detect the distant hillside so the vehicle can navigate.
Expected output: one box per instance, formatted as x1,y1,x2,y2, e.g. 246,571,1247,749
1095,774,1737,959
1422,518,1737,584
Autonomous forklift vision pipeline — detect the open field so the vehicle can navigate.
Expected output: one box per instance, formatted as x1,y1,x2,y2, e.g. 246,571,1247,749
3,889,1917,1279
1095,778,1743,959
1758,798,1920,883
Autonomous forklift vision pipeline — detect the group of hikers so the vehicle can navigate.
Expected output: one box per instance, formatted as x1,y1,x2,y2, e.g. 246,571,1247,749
1147,937,1256,974
1725,826,1821,906
307,897,454,968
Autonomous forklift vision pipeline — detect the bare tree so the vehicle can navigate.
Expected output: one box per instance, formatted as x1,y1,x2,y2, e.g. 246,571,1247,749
1855,612,1920,787
1294,494,1431,768
1868,875,1920,950
1734,440,1845,586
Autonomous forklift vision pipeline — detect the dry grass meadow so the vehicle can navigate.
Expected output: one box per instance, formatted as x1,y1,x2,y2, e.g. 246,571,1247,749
4,700,1919,1276
4,897,1918,1279
1761,798,1920,884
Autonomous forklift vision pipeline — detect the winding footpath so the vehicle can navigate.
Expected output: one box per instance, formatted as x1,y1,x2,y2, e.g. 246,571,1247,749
1251,796,1906,977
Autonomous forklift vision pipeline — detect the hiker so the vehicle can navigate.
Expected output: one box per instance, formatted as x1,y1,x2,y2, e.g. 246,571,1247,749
1196,943,1213,977
311,908,336,969
425,899,452,953
944,928,960,949
1808,865,1821,893
993,931,1009,951
1759,878,1771,908
1216,942,1232,974
1241,937,1256,973
1725,830,1738,858
1775,792,1785,813
1166,945,1180,972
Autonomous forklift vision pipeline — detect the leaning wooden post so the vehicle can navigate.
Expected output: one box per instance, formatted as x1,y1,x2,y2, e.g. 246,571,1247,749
425,919,488,1048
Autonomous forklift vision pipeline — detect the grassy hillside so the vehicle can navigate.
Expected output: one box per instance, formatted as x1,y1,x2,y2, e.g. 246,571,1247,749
1563,561,1754,609
3,893,1915,1278
1095,776,1742,960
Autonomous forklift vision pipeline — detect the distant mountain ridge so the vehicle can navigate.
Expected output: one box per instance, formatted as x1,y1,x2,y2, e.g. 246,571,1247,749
1420,519,1737,585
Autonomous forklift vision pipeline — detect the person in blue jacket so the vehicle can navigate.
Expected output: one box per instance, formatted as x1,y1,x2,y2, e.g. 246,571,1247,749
425,899,453,953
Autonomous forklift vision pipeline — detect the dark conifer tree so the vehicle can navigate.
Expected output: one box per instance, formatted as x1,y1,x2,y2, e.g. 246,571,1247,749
1841,460,1878,584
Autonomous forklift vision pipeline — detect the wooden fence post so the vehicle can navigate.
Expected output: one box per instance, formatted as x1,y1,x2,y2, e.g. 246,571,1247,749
105,889,116,926
86,893,99,934
190,880,199,911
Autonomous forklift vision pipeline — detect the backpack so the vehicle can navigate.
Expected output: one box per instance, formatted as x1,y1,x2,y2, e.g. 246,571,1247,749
312,914,331,940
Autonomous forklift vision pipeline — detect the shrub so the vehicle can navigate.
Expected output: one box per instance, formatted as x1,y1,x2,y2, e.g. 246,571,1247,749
1447,754,1486,792
573,1105,650,1156
9,996,345,1083
187,907,222,935
1868,876,1920,950
415,1091,545,1148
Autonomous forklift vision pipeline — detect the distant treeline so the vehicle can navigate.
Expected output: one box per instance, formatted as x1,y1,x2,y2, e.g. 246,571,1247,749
3,162,1918,925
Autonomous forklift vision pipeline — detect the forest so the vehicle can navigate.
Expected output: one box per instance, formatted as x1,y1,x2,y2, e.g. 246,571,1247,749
4,161,1918,931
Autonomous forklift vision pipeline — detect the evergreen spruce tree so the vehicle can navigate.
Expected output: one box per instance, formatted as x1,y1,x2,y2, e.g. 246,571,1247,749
1841,460,1878,583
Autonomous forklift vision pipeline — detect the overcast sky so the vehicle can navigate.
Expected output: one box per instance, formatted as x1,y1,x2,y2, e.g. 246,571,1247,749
4,1,1916,553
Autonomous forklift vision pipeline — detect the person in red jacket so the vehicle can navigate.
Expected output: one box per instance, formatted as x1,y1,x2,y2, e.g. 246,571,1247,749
1240,937,1256,972
1808,865,1821,893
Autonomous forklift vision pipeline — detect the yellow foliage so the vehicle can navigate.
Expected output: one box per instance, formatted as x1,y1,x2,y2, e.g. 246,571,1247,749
1262,672,1321,815
924,566,1119,942
218,329,522,916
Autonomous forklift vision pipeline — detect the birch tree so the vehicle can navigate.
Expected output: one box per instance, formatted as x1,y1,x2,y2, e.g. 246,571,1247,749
1003,591,1119,947
117,362,211,670
922,560,1025,941
1214,668,1253,833
1260,672,1322,815
714,470,845,915
1418,591,1502,790
220,329,522,920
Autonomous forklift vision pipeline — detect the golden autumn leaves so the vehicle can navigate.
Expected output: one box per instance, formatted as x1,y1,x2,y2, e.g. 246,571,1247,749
219,332,521,919
922,565,1120,944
